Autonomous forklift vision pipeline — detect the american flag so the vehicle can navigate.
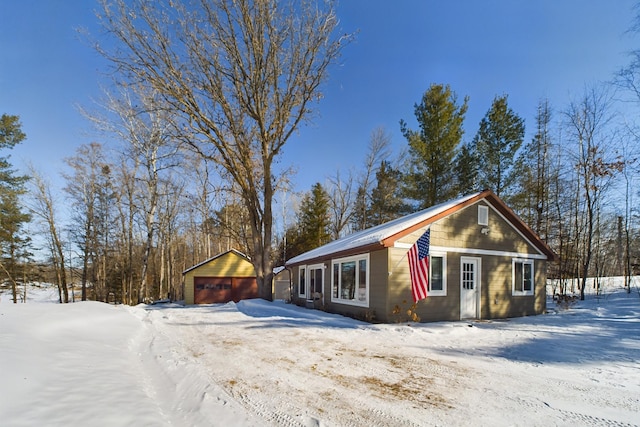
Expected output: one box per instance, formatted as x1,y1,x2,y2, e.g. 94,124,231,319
408,228,430,302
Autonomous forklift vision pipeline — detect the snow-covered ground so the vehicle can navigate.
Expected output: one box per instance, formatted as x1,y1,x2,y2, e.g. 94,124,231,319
1,281,639,427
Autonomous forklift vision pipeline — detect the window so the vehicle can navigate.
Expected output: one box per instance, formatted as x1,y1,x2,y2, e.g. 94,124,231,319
513,259,534,296
478,205,489,226
331,254,369,307
309,265,324,297
298,266,306,297
429,253,447,296
195,282,231,290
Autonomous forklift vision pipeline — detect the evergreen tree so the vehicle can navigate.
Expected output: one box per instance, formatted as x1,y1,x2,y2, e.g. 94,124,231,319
351,185,370,232
454,141,479,196
0,114,31,303
277,184,332,264
400,83,468,209
297,183,332,250
369,161,407,225
473,95,525,200
513,99,554,239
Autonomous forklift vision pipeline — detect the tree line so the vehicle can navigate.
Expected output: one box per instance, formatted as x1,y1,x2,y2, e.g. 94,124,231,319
1,0,639,303
282,83,638,301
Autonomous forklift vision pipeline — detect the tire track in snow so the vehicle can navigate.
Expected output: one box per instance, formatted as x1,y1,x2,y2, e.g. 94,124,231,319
507,395,639,427
128,307,264,426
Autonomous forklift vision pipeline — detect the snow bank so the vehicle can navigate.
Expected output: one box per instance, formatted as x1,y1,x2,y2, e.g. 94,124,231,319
1,283,639,426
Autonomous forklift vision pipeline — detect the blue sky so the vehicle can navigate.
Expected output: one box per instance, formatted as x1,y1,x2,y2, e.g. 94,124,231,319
1,0,638,198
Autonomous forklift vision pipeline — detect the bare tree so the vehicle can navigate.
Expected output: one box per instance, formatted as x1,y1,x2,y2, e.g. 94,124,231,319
63,142,113,301
352,127,392,231
27,168,69,303
112,157,137,304
156,174,186,301
183,154,223,260
96,0,350,299
564,85,622,300
85,86,182,302
327,169,354,239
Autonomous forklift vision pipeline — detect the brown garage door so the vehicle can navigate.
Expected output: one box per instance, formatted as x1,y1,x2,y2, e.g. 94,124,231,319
232,277,259,301
194,276,258,304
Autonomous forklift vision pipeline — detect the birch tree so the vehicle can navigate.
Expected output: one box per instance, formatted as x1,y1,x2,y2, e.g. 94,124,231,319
564,86,622,300
28,168,69,303
63,143,112,301
90,88,180,302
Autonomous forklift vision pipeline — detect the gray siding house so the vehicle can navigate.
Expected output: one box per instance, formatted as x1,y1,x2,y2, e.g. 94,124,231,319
285,190,557,323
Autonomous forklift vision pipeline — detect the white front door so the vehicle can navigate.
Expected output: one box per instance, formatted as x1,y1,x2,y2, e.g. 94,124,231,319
460,257,480,319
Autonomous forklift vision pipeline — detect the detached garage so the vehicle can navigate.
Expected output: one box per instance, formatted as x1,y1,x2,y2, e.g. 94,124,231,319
183,249,258,304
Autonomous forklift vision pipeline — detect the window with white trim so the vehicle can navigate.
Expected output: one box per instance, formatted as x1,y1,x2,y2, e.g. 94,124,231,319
478,205,489,226
331,254,369,307
428,252,447,296
298,265,307,298
512,258,534,296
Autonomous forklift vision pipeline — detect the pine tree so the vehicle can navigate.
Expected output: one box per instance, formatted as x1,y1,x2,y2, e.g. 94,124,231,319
351,185,370,232
297,183,331,250
454,142,479,196
277,184,331,264
473,95,525,200
0,114,31,303
400,84,468,209
369,161,407,226
513,99,554,239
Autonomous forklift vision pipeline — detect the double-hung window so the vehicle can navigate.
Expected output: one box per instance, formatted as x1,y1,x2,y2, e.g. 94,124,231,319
428,252,447,296
331,254,369,307
513,258,534,296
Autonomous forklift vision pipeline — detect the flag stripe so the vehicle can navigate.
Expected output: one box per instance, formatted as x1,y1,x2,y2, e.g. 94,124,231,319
408,228,430,302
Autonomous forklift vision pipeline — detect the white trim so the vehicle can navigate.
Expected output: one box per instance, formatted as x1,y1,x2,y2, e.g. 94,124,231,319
330,253,370,308
307,263,325,305
460,256,481,319
396,241,546,260
297,265,307,298
478,205,489,225
512,258,535,296
393,242,413,249
430,245,547,260
429,251,447,296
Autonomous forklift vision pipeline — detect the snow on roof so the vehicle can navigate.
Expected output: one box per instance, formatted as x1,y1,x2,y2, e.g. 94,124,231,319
286,192,482,265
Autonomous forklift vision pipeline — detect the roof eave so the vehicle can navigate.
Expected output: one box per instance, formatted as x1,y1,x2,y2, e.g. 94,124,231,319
182,248,251,275
286,242,385,267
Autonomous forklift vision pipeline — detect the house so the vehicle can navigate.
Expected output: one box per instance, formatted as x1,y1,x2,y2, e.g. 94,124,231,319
285,190,557,323
183,249,258,304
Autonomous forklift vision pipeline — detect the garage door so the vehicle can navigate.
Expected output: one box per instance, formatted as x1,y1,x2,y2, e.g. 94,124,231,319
194,277,258,304
232,277,258,301
194,277,232,304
